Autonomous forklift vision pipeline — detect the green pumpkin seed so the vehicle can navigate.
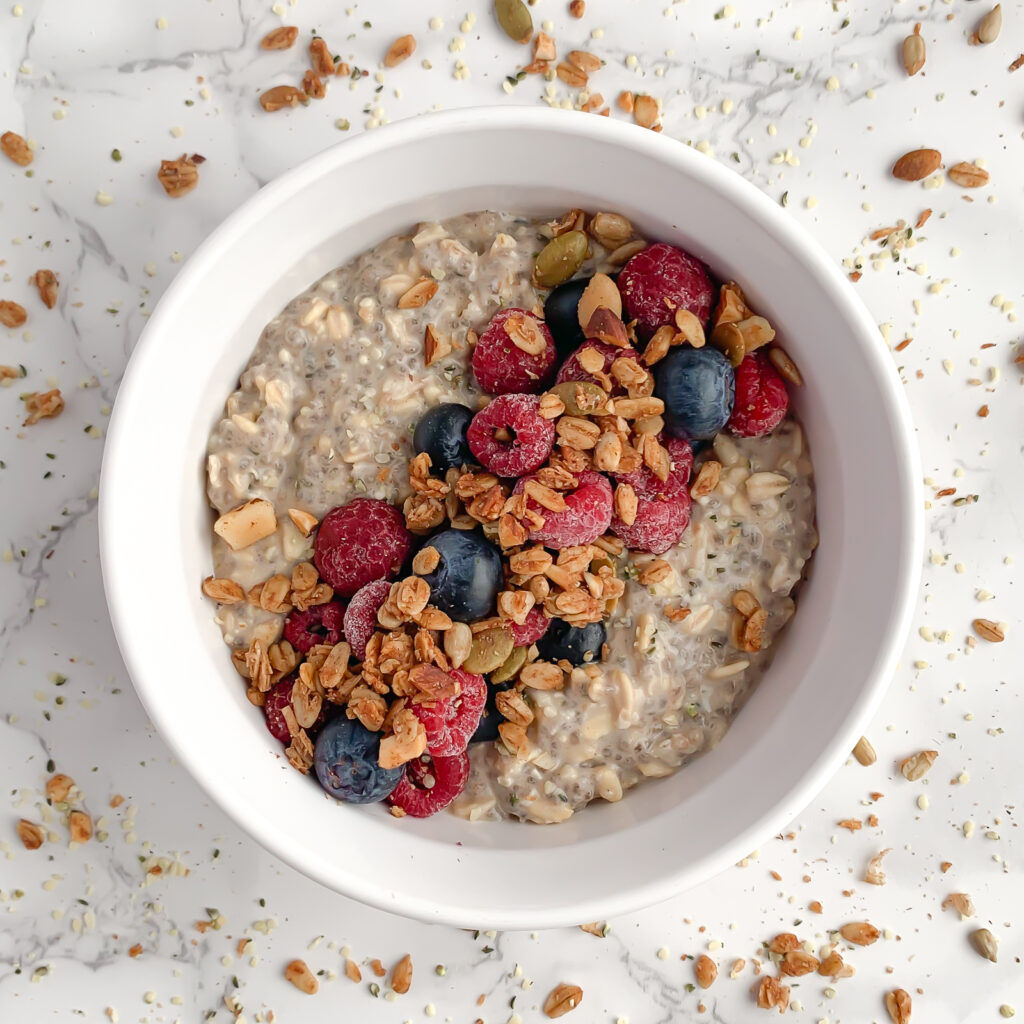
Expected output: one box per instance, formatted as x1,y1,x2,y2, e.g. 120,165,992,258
534,230,588,288
494,0,533,44
550,381,609,416
490,645,528,684
463,627,515,674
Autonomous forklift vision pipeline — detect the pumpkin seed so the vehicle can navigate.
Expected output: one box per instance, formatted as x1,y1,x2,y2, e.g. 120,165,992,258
494,0,533,44
463,627,514,674
534,230,588,288
490,645,528,684
551,381,609,416
709,321,747,367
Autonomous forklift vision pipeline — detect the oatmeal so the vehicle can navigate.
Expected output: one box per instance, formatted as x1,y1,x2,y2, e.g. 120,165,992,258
203,209,816,824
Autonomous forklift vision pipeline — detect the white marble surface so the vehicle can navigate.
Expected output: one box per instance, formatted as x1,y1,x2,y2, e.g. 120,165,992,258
2,0,1023,1020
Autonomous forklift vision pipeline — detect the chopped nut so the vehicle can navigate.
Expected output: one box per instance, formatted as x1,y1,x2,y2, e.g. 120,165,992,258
158,155,199,197
412,546,441,575
768,933,800,954
22,388,64,426
970,927,998,963
284,959,319,994
767,346,803,386
741,608,767,652
538,392,566,419
695,955,718,989
301,69,326,98
423,323,453,366
344,958,362,982
557,416,601,450
839,921,879,946
942,892,975,919
309,36,336,75
385,34,416,67
852,735,877,765
398,277,439,309
972,618,1005,642
69,810,92,843
214,499,277,551
520,660,565,691
780,950,819,977
17,819,44,850
286,508,318,535
577,273,623,329
390,953,413,994
756,976,790,1013
259,85,309,112
0,300,28,328
731,589,760,618
614,483,638,526
202,576,245,604
864,847,891,886
948,162,990,188
900,749,937,781
638,560,672,586
261,25,298,49
690,460,722,498
2,130,33,166
443,622,473,669
46,773,75,803
33,270,58,309
584,307,630,347
543,983,583,1018
632,93,659,129
885,989,912,1024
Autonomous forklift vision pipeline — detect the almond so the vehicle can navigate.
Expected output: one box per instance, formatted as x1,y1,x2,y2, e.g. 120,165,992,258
284,959,319,994
577,273,622,330
0,300,28,328
398,277,438,309
947,162,990,188
259,85,309,112
632,94,659,129
694,954,718,989
543,982,583,1018
973,617,1005,642
1,130,32,166
260,26,298,50
214,499,278,551
892,148,942,182
34,270,58,309
385,34,416,67
886,989,912,1024
840,921,880,946
390,953,413,994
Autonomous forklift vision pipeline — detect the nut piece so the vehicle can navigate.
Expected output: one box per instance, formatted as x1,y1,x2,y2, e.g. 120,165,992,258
378,708,428,768
1,130,33,166
632,94,659,129
34,270,58,309
902,27,925,76
214,498,278,551
970,927,999,962
975,4,1002,44
731,589,760,618
284,959,319,994
17,819,44,850
942,892,975,919
757,977,790,1013
202,576,245,604
780,950,819,977
520,660,565,691
22,388,64,426
891,148,942,182
948,162,990,188
569,0,586,16
385,34,416,67
690,460,722,499
46,773,75,803
972,617,1005,642
259,85,309,112
899,749,937,781
504,311,547,355
390,953,413,994
767,345,803,386
309,36,336,75
839,921,880,946
852,735,877,766
69,810,92,843
287,508,318,535
260,26,298,49
577,273,622,330
694,954,717,989
0,300,28,328
886,989,912,1024
398,278,439,309
543,983,583,1018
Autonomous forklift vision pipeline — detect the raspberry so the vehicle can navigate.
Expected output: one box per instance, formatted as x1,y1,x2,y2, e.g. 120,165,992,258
513,470,613,549
263,676,327,743
467,394,555,476
472,308,558,395
555,340,640,389
727,350,790,438
314,498,411,598
283,601,347,654
507,606,550,646
411,669,487,756
343,578,393,660
611,489,691,555
387,749,471,818
619,242,714,340
611,436,693,499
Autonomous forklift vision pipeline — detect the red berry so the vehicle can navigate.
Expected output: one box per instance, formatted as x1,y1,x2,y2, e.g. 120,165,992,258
507,606,550,646
472,308,558,395
343,578,392,660
727,350,790,438
619,242,714,340
513,470,613,549
467,394,555,476
387,749,471,818
263,676,327,743
314,498,411,598
283,601,347,654
555,340,640,389
611,490,691,555
611,436,692,499
411,669,486,756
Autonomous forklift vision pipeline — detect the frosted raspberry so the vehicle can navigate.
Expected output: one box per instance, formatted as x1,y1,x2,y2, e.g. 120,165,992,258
727,350,790,438
467,394,555,476
513,470,613,549
283,601,346,654
343,578,392,661
507,606,550,646
611,436,693,499
472,308,558,395
411,669,486,756
314,498,411,598
619,242,714,340
555,340,641,389
387,749,471,818
263,676,327,743
611,490,691,555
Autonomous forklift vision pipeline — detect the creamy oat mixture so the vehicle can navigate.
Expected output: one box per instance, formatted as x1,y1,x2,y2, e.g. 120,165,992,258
205,211,816,824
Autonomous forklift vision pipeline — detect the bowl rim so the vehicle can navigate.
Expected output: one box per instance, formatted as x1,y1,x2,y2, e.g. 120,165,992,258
100,106,922,927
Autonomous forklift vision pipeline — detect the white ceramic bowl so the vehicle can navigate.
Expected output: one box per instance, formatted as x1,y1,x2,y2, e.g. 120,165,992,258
100,107,921,929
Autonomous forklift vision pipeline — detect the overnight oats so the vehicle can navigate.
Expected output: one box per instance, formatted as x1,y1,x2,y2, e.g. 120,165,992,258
202,209,817,823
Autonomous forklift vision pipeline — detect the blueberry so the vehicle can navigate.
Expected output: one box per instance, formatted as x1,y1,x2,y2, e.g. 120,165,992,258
413,403,474,473
420,528,502,622
470,681,514,743
536,617,606,667
543,276,591,358
654,345,735,441
313,716,403,803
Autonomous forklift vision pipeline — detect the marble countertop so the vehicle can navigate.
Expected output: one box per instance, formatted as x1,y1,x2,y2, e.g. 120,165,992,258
2,0,1022,1021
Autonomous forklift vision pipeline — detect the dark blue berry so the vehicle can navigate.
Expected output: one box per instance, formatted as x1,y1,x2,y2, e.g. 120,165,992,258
413,403,474,473
470,681,515,743
654,345,735,441
419,528,502,622
543,276,590,358
313,717,403,803
536,617,606,667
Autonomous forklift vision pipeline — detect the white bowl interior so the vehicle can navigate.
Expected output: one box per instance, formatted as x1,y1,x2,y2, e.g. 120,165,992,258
100,109,920,928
